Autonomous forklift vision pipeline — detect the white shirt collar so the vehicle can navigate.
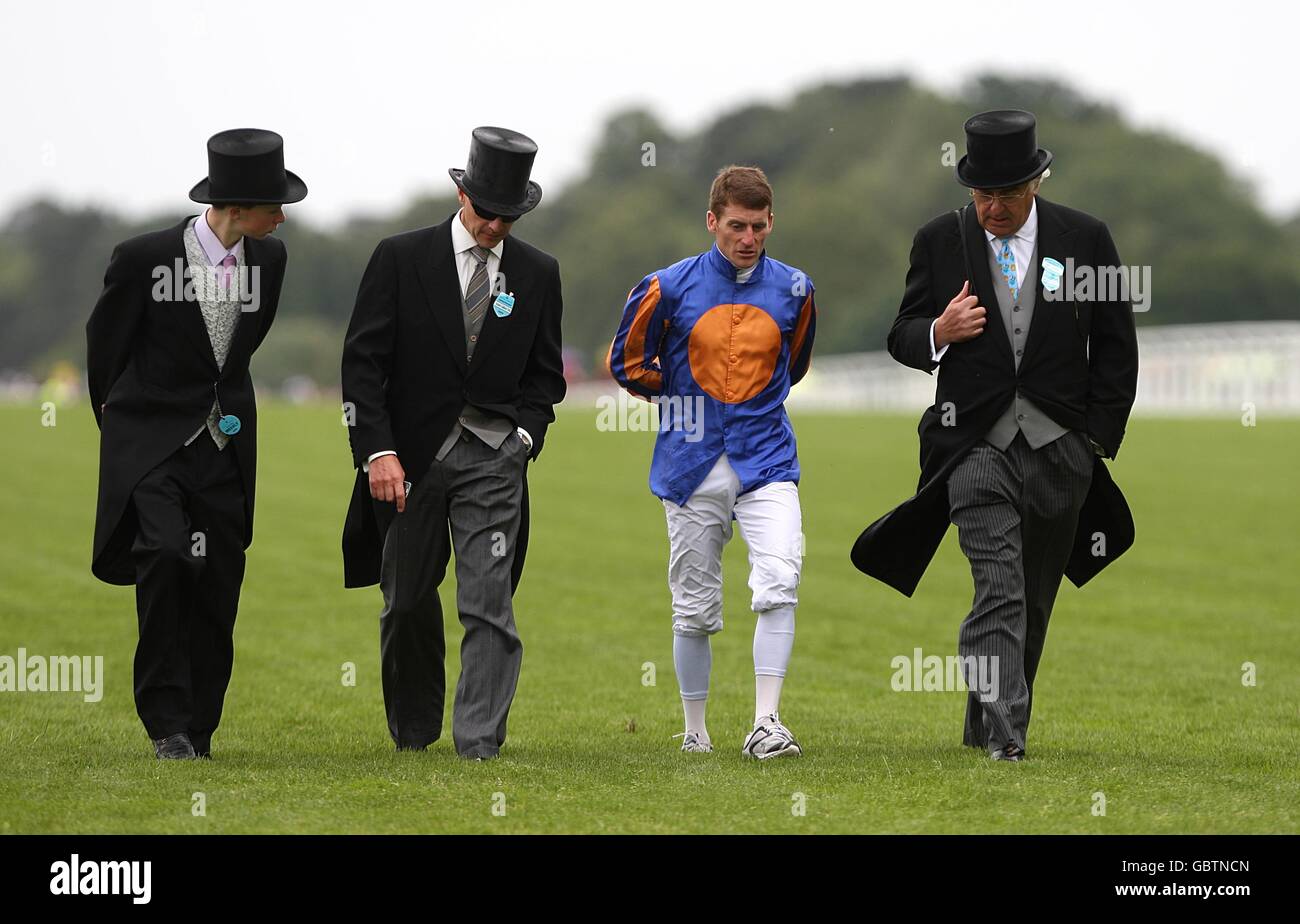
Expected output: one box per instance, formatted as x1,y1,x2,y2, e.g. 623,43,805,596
193,209,243,265
451,208,505,259
983,197,1038,246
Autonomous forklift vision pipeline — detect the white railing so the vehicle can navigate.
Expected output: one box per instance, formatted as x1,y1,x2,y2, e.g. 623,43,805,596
568,322,1300,417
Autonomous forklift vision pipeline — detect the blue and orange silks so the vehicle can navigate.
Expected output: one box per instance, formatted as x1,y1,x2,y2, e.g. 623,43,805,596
607,244,817,505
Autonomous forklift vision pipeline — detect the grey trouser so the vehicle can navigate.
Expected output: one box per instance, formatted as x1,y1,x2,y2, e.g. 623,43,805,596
378,429,529,758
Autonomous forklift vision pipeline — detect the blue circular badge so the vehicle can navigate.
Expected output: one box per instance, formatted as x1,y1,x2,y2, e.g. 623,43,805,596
218,414,241,436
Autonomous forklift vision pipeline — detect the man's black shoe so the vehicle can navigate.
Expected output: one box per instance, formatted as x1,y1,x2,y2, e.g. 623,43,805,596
152,733,197,760
990,743,1025,762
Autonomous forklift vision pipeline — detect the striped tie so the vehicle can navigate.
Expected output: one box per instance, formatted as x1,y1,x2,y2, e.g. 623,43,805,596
996,237,1019,302
465,245,492,326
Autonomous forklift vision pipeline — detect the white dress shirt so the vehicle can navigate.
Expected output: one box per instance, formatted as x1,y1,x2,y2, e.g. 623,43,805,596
450,206,503,298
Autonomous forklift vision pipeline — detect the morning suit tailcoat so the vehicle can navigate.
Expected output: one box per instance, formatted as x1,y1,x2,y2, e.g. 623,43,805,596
850,197,1139,594
87,216,287,585
340,214,566,588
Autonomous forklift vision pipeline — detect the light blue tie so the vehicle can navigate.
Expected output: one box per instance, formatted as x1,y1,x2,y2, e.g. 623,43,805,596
996,237,1019,302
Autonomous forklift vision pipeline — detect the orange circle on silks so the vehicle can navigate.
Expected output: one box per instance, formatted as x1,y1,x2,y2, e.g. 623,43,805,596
688,303,782,405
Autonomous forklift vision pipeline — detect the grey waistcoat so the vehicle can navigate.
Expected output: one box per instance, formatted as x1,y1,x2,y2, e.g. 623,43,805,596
182,223,244,450
435,275,513,461
983,240,1069,451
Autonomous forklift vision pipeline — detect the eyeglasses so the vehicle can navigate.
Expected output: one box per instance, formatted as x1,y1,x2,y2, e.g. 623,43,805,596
471,201,520,223
970,186,1034,205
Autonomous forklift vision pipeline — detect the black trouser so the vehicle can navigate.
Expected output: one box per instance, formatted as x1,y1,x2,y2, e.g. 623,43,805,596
129,434,246,754
946,430,1094,753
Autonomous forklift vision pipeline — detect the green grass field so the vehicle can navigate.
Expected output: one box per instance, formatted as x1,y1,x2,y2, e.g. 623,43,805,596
1,402,1297,833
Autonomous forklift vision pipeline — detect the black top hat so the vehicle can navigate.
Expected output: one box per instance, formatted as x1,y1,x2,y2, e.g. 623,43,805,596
448,127,542,219
955,110,1053,189
190,128,308,205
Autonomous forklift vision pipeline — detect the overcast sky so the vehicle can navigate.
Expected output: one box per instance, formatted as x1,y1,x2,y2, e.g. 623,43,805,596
4,0,1296,227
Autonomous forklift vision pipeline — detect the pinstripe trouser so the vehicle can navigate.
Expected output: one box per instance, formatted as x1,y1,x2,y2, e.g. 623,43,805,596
947,429,1094,754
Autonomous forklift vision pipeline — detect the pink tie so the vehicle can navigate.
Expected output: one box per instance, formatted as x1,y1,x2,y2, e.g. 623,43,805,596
220,254,237,290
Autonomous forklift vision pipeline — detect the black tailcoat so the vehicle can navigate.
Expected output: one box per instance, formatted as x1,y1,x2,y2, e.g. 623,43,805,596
87,217,286,585
850,198,1139,595
340,214,566,588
